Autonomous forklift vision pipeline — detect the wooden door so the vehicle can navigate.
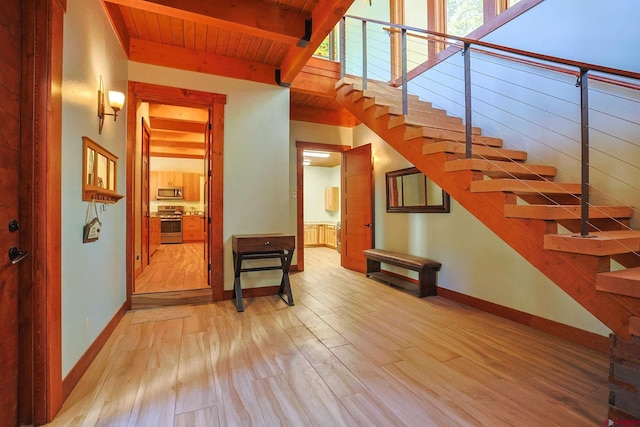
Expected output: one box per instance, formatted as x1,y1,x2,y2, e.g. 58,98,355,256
1,0,23,421
204,117,211,285
341,144,374,273
141,118,151,269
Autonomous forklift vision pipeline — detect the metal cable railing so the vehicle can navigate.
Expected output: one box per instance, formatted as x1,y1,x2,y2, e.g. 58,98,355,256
339,15,640,252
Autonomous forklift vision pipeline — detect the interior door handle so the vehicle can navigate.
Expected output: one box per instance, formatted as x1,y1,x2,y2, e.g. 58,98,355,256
8,247,30,264
364,223,374,227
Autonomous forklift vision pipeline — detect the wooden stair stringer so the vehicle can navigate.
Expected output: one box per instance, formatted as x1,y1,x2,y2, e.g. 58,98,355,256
336,82,640,339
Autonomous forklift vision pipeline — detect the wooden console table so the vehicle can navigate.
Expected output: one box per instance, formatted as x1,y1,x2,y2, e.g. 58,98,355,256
231,234,296,312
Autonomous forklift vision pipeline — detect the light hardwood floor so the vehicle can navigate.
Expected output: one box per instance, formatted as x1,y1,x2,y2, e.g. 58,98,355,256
48,247,609,426
135,243,208,294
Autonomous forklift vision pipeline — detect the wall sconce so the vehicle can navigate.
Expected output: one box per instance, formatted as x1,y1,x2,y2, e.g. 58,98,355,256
98,76,125,134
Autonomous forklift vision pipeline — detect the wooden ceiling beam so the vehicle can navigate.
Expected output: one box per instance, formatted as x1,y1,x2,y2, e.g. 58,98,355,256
149,118,207,133
150,131,204,142
150,140,204,148
104,0,309,45
277,0,355,85
130,38,276,85
148,104,208,122
150,148,205,159
101,1,131,56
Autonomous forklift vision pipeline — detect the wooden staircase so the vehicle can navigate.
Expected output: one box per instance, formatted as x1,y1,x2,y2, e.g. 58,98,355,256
335,77,640,339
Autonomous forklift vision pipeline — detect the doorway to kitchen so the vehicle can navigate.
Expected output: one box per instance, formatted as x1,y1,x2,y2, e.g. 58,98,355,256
296,141,350,271
126,82,225,308
134,103,208,296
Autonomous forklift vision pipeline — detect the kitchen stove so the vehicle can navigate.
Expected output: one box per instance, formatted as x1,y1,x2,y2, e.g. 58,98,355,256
158,205,183,244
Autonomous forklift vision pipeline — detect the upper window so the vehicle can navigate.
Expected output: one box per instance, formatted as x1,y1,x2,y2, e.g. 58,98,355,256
446,0,483,37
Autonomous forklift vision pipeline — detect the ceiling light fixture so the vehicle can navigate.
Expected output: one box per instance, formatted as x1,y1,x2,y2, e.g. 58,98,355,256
98,75,125,134
303,151,330,158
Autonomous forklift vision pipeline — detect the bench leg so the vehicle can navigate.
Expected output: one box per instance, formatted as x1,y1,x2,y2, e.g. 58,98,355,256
418,268,438,298
366,258,381,277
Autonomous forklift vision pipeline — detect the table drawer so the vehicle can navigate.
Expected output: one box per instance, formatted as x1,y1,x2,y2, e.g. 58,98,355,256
232,234,295,253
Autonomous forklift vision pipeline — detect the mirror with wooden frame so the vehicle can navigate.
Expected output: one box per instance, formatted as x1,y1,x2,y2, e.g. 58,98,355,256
82,136,124,203
386,167,450,213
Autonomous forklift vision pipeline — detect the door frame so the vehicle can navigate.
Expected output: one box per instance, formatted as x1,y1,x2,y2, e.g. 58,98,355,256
295,141,350,271
126,82,226,305
19,0,66,423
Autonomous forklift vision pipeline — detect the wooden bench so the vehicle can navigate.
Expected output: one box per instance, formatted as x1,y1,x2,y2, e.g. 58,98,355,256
363,249,441,297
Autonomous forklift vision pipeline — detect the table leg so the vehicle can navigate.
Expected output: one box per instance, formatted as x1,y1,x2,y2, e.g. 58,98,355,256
278,249,295,306
232,251,244,312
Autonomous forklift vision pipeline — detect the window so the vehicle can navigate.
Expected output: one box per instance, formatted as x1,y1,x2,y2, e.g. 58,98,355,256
446,0,483,37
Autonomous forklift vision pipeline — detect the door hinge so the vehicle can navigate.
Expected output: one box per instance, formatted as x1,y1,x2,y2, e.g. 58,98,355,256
208,122,212,131
208,263,211,271
208,217,211,224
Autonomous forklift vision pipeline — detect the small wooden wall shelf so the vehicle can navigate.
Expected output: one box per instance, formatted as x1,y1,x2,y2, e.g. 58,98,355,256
82,136,124,203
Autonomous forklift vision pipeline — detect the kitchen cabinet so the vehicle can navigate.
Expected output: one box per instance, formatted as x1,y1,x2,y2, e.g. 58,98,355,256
182,173,201,201
324,225,337,249
304,224,319,246
183,215,204,242
155,171,183,187
304,223,337,249
149,217,161,256
324,187,339,211
150,171,202,201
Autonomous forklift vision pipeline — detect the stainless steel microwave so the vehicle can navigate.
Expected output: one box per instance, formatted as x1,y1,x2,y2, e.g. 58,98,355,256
157,186,183,200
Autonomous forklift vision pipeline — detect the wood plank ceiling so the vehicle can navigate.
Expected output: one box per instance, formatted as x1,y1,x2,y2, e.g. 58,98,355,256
102,0,357,158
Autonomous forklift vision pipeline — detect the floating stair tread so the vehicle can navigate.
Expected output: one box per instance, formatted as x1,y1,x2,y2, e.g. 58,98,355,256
424,141,527,161
363,99,442,115
471,179,581,195
505,204,634,220
597,267,640,298
389,115,481,135
445,159,557,178
405,127,503,147
544,230,640,255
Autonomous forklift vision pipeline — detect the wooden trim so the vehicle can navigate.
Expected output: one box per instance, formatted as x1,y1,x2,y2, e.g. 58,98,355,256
370,269,608,353
61,303,127,399
132,289,212,310
437,287,610,353
18,0,66,423
295,142,350,273
126,82,226,311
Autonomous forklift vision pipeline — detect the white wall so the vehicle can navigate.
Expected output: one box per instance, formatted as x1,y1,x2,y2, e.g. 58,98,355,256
129,63,291,290
61,0,129,376
353,125,610,336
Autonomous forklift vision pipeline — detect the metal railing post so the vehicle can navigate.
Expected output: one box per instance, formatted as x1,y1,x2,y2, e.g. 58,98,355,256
579,68,591,237
464,42,472,159
362,20,368,90
339,18,346,79
402,28,408,115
